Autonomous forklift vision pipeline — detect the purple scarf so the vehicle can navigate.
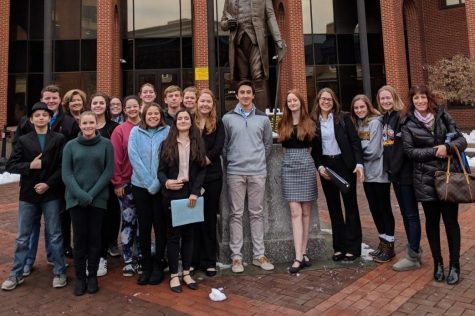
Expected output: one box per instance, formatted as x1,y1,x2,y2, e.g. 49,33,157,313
414,110,435,130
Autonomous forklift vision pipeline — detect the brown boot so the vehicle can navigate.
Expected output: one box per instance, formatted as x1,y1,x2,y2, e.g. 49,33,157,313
369,238,384,257
374,241,395,263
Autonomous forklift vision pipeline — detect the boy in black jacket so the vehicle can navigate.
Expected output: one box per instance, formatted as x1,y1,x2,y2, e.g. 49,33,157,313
2,102,67,291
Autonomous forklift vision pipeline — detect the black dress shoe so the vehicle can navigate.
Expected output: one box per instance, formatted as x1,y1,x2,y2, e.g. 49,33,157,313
148,269,164,285
74,279,87,296
137,270,151,285
332,252,345,261
289,259,302,274
182,273,198,290
434,262,445,282
446,263,460,285
170,276,182,293
302,254,312,268
205,268,217,277
87,276,99,294
343,253,358,262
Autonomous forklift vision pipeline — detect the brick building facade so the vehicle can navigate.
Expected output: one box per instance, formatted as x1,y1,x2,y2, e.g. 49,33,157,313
1,0,474,130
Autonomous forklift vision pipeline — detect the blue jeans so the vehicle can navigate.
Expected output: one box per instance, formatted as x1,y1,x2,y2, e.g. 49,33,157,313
393,183,421,253
25,213,53,267
11,200,66,277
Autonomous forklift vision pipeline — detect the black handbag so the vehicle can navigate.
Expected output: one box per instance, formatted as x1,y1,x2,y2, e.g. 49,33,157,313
434,146,475,204
326,167,350,193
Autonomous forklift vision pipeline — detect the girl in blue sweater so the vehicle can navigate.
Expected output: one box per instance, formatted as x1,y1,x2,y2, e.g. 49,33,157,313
128,103,170,285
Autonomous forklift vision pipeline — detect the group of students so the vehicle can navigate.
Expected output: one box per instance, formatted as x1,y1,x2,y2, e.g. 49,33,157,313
2,79,467,297
280,84,466,286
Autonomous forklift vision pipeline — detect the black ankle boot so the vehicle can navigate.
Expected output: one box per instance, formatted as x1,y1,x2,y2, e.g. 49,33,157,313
434,261,445,282
446,263,460,285
137,270,152,285
74,278,87,296
87,276,99,294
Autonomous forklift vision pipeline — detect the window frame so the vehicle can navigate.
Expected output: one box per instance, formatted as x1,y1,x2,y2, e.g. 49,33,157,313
439,0,465,9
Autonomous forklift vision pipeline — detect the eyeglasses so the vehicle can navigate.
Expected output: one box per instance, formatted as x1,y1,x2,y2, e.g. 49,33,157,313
320,97,333,102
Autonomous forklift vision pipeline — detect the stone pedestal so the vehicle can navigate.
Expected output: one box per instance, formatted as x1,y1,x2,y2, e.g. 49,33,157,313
218,144,327,264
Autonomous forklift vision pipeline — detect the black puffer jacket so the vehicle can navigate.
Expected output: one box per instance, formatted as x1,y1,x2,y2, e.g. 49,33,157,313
402,107,467,202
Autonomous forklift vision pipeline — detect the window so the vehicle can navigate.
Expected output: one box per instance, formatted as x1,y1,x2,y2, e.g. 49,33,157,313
440,0,465,8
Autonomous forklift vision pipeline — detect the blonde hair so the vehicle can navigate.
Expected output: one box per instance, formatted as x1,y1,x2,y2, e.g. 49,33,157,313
62,89,87,114
350,94,381,126
195,89,217,134
376,85,405,113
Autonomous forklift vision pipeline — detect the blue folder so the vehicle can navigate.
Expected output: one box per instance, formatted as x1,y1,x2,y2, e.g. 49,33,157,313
171,197,204,227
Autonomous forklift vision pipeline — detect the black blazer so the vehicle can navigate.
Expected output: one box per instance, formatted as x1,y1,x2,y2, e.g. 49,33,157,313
202,119,225,183
7,130,65,203
158,149,206,200
312,111,364,171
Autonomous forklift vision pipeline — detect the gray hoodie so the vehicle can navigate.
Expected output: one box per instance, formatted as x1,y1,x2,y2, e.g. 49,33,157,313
222,104,273,175
357,116,389,183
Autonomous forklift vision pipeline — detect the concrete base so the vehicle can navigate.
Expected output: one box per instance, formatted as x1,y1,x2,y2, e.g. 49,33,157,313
218,144,326,264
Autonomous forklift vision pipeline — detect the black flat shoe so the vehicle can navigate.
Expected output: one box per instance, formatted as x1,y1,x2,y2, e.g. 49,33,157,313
302,254,312,268
332,252,345,261
289,259,302,274
205,268,217,277
343,253,358,262
170,276,182,293
182,273,198,290
434,262,445,282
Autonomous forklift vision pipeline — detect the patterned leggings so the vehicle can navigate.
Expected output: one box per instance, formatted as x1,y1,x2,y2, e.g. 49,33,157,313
118,184,141,263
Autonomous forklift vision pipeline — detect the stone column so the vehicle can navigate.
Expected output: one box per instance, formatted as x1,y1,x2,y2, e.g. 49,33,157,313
0,0,10,128
380,0,409,99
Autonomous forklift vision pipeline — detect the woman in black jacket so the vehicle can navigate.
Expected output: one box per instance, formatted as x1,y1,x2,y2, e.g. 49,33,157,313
311,88,364,261
191,89,225,276
402,85,467,285
377,85,422,271
158,109,207,293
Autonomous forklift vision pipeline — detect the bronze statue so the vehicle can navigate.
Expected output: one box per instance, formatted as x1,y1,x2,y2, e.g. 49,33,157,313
221,0,286,111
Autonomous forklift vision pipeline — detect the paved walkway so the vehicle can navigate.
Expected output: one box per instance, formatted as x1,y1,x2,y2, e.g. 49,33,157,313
1,181,475,315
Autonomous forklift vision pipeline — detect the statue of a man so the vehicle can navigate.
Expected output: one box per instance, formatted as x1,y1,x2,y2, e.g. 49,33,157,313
221,0,286,111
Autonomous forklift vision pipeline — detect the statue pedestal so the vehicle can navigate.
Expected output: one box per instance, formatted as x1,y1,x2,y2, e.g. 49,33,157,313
218,144,327,264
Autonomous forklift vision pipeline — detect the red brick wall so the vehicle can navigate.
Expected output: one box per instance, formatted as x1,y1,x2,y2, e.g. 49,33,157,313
97,0,120,97
447,107,475,130
467,0,475,57
193,0,209,90
404,0,425,85
420,0,469,65
276,0,306,110
380,0,409,100
0,0,10,128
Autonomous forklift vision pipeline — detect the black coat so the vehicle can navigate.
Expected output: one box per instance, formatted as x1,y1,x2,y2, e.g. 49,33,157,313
202,119,225,183
312,111,364,171
158,148,206,200
14,112,80,144
7,130,65,203
402,107,467,202
381,111,413,185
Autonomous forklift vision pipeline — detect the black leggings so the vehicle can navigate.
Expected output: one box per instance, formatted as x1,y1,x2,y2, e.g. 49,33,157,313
100,184,121,258
363,182,395,237
421,200,460,264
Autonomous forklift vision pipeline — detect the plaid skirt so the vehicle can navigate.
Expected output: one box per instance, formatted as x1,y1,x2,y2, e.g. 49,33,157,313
281,148,317,202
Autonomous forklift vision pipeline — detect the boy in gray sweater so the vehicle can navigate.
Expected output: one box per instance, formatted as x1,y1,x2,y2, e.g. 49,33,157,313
222,80,273,273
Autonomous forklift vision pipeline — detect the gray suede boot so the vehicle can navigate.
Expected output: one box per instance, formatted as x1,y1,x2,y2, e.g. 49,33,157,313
392,246,422,271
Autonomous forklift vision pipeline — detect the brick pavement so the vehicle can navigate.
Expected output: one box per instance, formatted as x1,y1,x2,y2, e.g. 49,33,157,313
1,181,475,315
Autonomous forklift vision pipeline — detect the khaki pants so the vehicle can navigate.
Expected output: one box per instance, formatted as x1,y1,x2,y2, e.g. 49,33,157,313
227,174,267,260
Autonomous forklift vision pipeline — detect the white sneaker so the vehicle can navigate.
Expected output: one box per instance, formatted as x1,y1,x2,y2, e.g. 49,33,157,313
97,258,107,277
23,265,32,277
252,256,275,271
52,274,67,288
2,276,24,291
232,259,244,273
